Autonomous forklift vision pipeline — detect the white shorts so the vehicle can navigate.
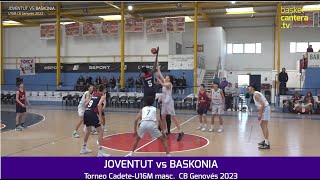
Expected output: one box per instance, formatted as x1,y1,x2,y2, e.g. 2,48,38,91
138,121,162,140
161,100,175,116
261,106,271,121
212,104,224,115
78,105,85,117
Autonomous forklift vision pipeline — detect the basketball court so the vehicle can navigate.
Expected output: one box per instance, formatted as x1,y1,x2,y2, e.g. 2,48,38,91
2,104,320,157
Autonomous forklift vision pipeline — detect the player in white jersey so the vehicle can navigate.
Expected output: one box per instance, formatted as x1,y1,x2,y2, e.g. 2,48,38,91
128,96,170,156
248,84,271,149
72,85,94,138
156,68,184,141
209,82,225,133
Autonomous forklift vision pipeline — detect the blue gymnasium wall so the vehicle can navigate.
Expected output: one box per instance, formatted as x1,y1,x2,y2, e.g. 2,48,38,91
302,68,320,95
3,69,194,92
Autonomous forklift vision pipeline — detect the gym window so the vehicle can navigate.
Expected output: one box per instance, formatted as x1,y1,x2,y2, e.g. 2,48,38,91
290,42,320,53
227,43,262,54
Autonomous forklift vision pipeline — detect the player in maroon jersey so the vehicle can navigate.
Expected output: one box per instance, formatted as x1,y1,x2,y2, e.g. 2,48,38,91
80,84,110,157
197,84,209,131
15,83,31,131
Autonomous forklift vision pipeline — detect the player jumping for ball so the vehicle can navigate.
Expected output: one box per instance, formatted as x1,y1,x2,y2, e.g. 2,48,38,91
156,67,184,141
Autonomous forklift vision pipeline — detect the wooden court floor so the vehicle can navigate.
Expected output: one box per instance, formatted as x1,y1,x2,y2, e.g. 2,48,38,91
1,104,320,157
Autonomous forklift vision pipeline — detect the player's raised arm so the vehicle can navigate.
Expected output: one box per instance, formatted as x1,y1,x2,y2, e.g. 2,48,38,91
156,67,165,82
156,76,171,89
151,47,159,73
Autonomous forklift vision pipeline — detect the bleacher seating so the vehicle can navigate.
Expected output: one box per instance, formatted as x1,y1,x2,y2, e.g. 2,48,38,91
281,95,319,114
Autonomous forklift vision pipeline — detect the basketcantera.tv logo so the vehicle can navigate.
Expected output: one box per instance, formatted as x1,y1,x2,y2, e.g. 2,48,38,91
280,6,309,28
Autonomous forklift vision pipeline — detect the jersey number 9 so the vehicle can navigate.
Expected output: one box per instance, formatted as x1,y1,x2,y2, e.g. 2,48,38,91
87,100,93,108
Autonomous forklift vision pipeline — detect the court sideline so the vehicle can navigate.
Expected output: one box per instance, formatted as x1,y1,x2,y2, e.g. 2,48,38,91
1,105,320,157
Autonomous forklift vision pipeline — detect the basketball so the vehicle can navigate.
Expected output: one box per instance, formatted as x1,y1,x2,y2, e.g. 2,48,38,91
151,48,157,54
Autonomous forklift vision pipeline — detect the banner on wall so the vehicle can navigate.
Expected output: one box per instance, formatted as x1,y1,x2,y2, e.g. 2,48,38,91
20,57,36,76
146,18,164,34
65,22,81,37
166,17,185,33
40,24,55,39
125,62,168,72
35,62,168,73
35,63,87,73
168,55,194,70
101,21,119,35
83,22,98,36
88,63,121,72
307,52,320,67
292,12,314,28
125,18,144,32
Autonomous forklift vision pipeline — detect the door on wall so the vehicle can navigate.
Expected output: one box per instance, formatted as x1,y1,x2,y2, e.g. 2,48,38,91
249,75,261,91
176,42,182,54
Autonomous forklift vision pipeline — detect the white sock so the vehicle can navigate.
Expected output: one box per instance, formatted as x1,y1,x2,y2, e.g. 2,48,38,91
264,139,269,145
220,125,223,129
204,124,207,128
73,130,77,134
167,153,171,157
199,123,202,127
83,143,86,147
211,125,214,129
